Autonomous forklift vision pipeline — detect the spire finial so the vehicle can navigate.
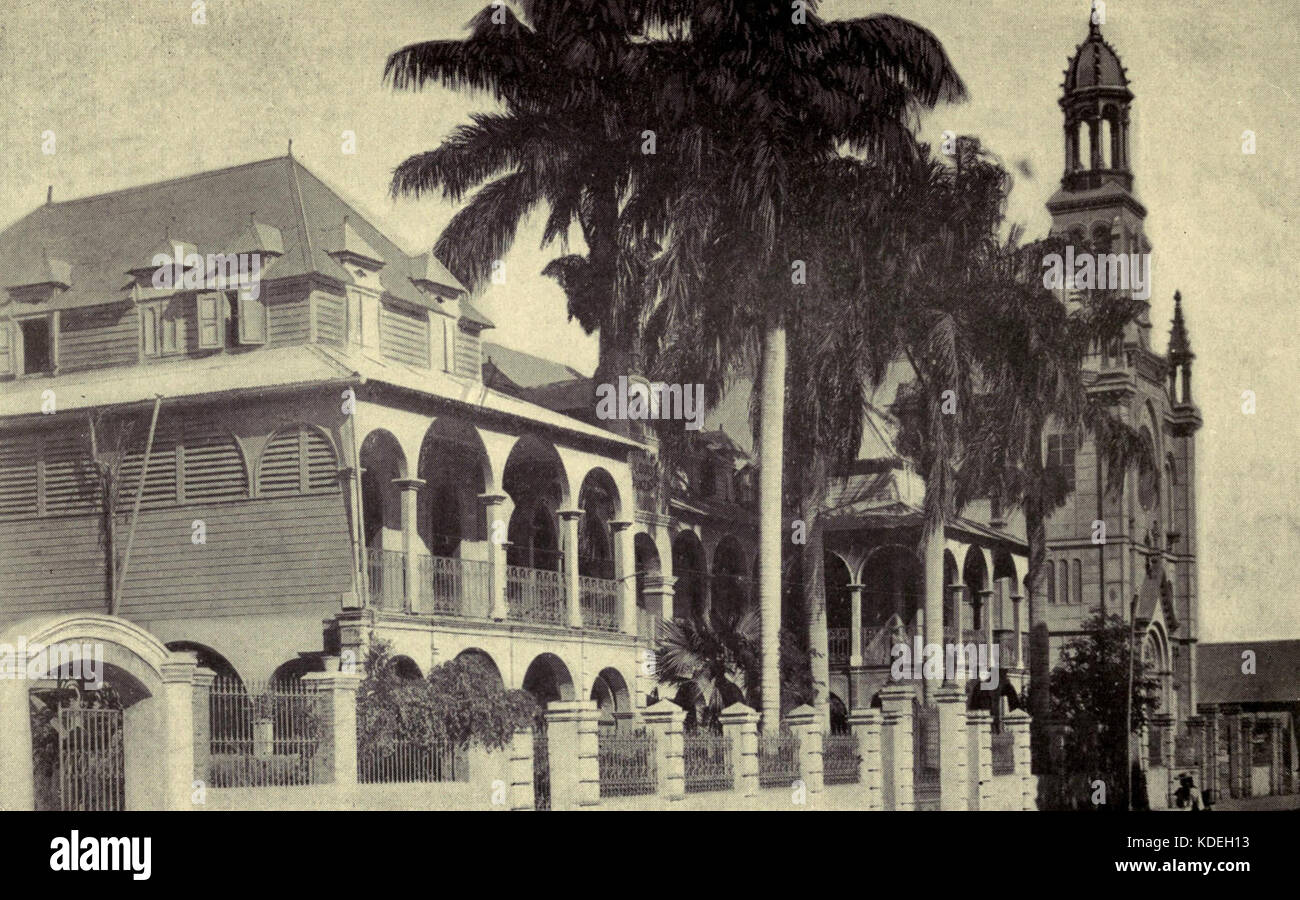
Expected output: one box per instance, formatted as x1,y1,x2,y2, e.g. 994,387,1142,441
1089,3,1103,37
46,185,53,205
288,138,294,158
1169,290,1191,358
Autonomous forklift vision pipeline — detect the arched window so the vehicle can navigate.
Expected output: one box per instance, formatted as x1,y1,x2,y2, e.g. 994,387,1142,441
258,425,339,496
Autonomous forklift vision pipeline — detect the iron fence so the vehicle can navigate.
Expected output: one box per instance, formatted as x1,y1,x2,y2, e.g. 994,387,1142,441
758,730,801,788
416,555,491,618
58,707,124,811
507,565,567,625
827,628,849,664
683,730,733,793
357,740,467,784
597,729,657,797
991,730,1015,775
822,732,860,785
367,547,406,611
208,677,319,788
579,575,620,631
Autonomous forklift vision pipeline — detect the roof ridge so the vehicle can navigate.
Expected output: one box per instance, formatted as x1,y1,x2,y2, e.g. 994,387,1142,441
289,159,422,266
287,155,314,273
36,154,292,211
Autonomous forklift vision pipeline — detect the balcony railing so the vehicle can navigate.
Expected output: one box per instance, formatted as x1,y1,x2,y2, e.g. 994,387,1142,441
579,575,620,631
507,565,567,626
366,548,406,612
415,555,491,618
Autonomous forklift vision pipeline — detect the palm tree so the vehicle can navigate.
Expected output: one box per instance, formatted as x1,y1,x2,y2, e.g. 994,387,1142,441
384,1,672,414
641,1,965,730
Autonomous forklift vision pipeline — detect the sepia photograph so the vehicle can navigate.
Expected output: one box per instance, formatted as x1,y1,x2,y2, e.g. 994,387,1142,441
0,0,1295,883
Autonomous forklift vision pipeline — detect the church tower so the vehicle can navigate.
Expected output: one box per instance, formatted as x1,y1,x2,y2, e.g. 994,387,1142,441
1040,16,1202,744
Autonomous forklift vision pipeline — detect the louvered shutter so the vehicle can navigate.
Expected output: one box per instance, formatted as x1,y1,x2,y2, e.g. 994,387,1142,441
238,290,267,345
0,321,12,375
197,292,222,349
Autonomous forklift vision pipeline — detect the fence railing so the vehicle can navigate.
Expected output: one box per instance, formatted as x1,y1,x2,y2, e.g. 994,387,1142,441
683,730,733,793
991,730,1015,776
828,628,850,664
822,732,860,785
506,565,567,625
208,677,319,788
597,729,657,797
415,555,491,618
367,548,406,611
579,575,620,631
758,730,801,789
357,740,467,784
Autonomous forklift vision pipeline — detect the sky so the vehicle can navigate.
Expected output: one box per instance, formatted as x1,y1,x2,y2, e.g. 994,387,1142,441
0,0,1295,641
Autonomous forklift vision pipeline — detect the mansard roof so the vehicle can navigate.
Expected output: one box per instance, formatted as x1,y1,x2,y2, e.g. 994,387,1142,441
0,155,475,319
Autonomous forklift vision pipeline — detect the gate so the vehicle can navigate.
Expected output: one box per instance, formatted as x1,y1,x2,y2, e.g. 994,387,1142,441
533,723,551,810
58,707,125,811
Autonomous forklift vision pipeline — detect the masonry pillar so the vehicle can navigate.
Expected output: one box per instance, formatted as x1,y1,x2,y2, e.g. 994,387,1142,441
0,677,34,810
302,668,362,787
1005,708,1035,810
545,700,600,809
848,583,864,666
936,684,968,810
508,726,535,811
479,493,510,620
879,684,914,811
967,708,992,811
191,667,216,789
848,707,883,810
160,653,198,810
558,509,584,629
394,477,425,613
720,702,759,798
642,574,676,625
611,520,636,636
1224,709,1242,798
787,704,824,807
1202,708,1221,800
642,699,685,803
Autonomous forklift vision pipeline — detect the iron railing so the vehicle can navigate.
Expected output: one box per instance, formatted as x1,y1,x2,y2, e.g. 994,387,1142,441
367,547,406,611
507,565,567,625
597,729,658,797
208,677,320,788
683,730,733,793
991,730,1015,775
580,575,620,631
357,741,467,784
828,628,850,664
58,707,124,811
415,555,491,618
758,730,801,789
822,732,860,785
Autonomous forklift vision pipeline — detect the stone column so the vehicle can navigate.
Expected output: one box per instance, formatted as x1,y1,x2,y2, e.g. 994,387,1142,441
642,699,685,803
302,669,362,787
161,652,198,810
720,702,759,798
1011,592,1024,669
545,700,600,809
611,520,636,635
848,583,864,666
558,508,584,629
191,667,216,789
967,708,992,811
979,588,995,649
479,493,510,620
642,574,676,624
848,707,883,810
394,477,425,613
936,684,968,810
1005,708,1034,810
508,727,535,811
0,677,34,810
878,684,914,811
787,704,824,807
950,584,967,645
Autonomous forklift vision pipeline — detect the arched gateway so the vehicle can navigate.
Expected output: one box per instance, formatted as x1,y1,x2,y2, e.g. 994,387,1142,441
0,614,202,811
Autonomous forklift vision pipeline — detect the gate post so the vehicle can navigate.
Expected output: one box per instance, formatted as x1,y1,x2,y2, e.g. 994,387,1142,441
1005,709,1035,810
878,684,914,811
936,685,968,810
191,667,216,794
161,651,198,810
848,707,883,810
720,702,759,798
642,699,685,802
545,700,600,809
966,708,992,811
0,677,35,810
787,704,824,807
302,669,362,787
508,726,535,811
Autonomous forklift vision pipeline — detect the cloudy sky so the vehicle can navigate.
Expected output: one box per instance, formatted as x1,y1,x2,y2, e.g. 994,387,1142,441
1,0,1295,641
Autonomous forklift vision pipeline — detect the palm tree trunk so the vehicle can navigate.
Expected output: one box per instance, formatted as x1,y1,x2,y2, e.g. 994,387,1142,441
803,508,830,730
758,325,786,731
1025,430,1051,772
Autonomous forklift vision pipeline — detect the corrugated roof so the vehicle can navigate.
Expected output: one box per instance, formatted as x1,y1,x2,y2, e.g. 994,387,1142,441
1198,641,1300,706
482,341,586,390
